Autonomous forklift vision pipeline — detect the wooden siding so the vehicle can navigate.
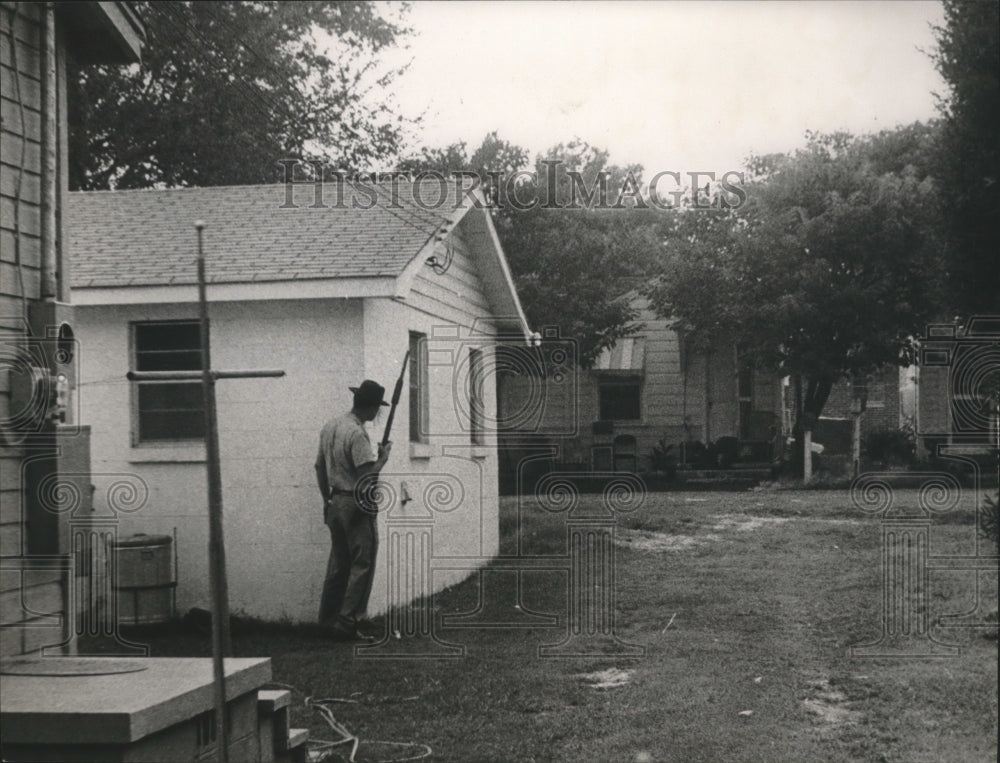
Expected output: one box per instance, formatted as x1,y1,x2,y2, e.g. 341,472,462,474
632,299,685,427
502,292,784,470
406,220,493,327
1,3,44,604
0,0,67,656
1,3,44,329
498,366,581,437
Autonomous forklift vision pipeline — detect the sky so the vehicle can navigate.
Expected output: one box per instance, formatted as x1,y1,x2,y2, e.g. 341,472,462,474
382,0,947,175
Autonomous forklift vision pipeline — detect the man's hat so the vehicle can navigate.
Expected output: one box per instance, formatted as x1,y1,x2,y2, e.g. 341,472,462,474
350,379,390,407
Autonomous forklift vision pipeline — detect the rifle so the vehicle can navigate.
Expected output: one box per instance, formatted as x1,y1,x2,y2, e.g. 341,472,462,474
381,350,410,449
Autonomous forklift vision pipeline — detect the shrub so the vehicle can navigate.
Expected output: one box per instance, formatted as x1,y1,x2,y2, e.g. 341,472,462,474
863,427,916,466
650,439,678,479
980,491,1000,553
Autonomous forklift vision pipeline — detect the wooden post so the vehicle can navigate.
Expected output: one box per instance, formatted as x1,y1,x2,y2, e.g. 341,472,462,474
801,408,817,485
803,428,812,484
851,380,867,478
125,225,285,762
196,221,231,763
852,413,862,477
703,346,712,444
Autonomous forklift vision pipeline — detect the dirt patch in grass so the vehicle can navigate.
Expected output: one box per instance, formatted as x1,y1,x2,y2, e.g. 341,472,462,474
617,513,802,552
577,667,634,690
616,512,844,553
709,514,793,531
802,677,863,730
615,528,720,551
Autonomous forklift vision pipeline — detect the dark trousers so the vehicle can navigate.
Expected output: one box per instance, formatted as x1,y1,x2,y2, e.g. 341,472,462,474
319,497,378,629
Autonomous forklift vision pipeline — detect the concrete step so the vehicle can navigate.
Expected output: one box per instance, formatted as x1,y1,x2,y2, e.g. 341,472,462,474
281,728,309,763
277,726,309,753
257,689,292,713
259,688,302,762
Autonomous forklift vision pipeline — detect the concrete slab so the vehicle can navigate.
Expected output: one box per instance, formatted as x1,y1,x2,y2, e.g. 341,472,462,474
0,656,271,745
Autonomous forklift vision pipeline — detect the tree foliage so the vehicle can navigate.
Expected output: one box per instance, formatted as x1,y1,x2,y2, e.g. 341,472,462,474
493,204,654,366
646,126,946,428
68,1,413,190
494,140,659,366
400,135,661,366
932,0,1000,316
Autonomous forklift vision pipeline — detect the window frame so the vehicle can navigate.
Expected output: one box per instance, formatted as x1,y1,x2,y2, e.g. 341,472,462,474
851,377,886,410
130,319,206,446
409,331,429,444
597,374,642,422
866,380,886,408
468,347,486,445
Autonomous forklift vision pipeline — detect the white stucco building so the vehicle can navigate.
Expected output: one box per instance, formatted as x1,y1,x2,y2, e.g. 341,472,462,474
67,180,532,623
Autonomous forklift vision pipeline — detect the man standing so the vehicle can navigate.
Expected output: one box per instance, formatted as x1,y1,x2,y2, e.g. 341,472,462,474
315,379,392,641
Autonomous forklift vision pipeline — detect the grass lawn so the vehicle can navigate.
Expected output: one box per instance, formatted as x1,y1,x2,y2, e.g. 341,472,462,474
117,490,998,762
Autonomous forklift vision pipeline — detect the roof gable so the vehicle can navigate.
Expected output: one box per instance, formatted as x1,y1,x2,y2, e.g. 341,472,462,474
68,182,532,341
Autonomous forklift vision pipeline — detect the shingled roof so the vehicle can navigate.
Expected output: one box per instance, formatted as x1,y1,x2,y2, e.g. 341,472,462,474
68,181,469,288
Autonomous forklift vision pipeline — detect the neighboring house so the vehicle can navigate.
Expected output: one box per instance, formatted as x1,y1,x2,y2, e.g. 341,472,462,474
498,292,783,475
68,181,532,623
815,316,1000,459
1,0,143,657
813,366,907,455
821,366,905,433
915,317,1000,456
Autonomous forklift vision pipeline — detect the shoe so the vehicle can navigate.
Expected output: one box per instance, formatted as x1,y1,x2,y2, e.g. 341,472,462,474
329,625,376,643
354,620,382,641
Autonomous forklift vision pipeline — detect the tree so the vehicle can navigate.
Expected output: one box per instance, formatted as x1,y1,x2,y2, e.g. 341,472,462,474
646,127,946,467
494,141,658,366
398,134,661,365
493,205,649,365
932,0,1000,317
68,1,413,190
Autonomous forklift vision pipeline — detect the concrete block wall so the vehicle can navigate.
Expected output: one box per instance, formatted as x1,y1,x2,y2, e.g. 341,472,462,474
76,298,364,623
76,281,504,622
365,289,501,594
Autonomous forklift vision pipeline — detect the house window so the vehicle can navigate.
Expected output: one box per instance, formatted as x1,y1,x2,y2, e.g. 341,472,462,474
195,709,217,748
409,331,428,443
598,376,641,421
469,348,485,445
852,377,885,409
132,321,204,443
866,380,885,408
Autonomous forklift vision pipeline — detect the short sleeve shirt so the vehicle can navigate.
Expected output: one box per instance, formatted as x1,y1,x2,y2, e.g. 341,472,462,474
317,412,376,493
